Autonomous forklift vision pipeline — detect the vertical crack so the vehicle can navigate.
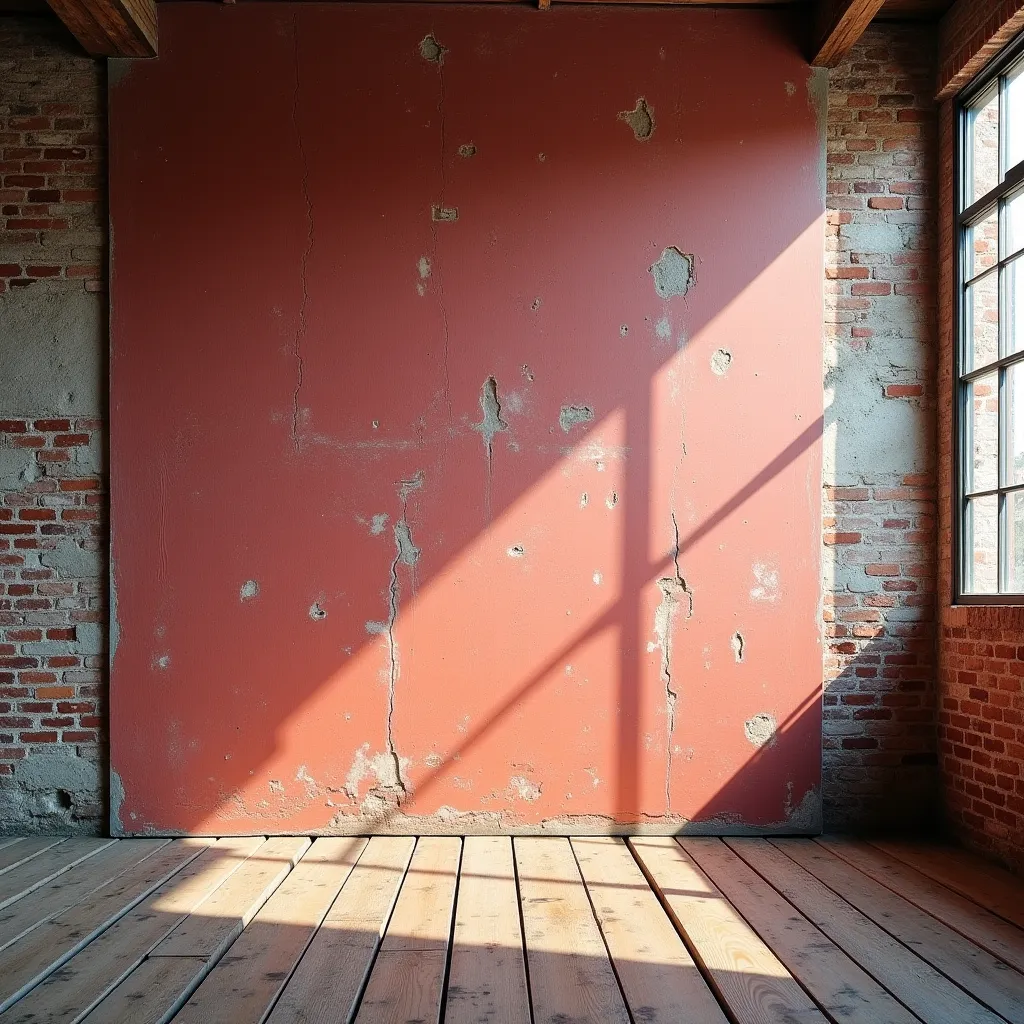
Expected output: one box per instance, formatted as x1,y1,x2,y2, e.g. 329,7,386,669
291,14,314,454
383,474,423,799
654,511,692,811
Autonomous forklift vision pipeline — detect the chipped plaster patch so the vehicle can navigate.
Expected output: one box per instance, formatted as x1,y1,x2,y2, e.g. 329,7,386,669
744,712,777,748
711,349,733,376
617,97,655,140
345,743,410,801
239,580,259,601
309,601,327,620
419,34,446,63
731,632,745,662
507,545,525,558
473,376,509,454
458,142,477,158
394,520,420,566
649,247,695,300
559,404,594,433
431,205,458,222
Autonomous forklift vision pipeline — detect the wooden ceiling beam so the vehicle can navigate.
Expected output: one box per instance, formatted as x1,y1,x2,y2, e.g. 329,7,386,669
811,0,887,66
45,0,156,57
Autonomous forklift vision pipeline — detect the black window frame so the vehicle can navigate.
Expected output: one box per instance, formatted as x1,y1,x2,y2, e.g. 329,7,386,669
954,32,1024,604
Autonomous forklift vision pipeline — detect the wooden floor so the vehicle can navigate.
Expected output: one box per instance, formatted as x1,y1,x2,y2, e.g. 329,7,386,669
0,835,1020,1023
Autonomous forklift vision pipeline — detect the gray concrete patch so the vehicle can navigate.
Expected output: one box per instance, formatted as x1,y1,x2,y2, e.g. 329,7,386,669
40,537,103,579
0,286,104,417
0,747,102,834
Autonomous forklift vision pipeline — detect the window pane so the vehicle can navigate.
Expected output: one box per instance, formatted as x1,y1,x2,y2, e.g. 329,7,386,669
1007,61,1024,174
1008,362,1024,486
968,372,999,492
1006,190,1024,257
1009,492,1024,591
1006,256,1024,357
966,494,999,594
967,207,999,277
968,84,1000,205
966,270,999,369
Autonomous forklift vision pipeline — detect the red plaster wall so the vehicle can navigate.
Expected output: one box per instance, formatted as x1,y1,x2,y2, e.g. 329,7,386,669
109,3,825,835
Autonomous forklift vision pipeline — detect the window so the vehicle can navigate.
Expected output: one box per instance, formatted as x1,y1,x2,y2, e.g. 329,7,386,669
956,40,1024,601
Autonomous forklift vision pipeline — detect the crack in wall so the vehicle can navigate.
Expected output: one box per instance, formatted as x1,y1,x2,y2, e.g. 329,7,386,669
654,511,692,811
381,474,423,802
291,14,313,454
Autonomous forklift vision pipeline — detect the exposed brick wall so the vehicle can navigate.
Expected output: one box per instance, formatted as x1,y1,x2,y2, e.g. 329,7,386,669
0,15,106,832
938,0,1024,100
822,25,939,832
938,4,1024,873
0,16,104,293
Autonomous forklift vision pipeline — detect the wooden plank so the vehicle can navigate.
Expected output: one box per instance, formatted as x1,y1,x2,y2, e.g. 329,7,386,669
819,837,1024,973
682,838,917,1024
0,837,260,1024
173,838,367,1024
776,838,1024,1023
354,836,461,1024
869,839,1024,930
572,836,729,1024
811,0,887,66
44,0,157,56
515,837,630,1024
266,836,414,1024
68,837,308,1024
0,839,115,911
0,839,65,876
629,836,826,1024
446,836,530,1024
728,838,1004,1024
151,836,308,958
0,839,168,952
79,956,207,1024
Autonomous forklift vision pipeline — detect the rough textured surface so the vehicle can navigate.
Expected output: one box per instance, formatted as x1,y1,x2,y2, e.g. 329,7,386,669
822,26,938,833
0,16,107,834
108,3,825,836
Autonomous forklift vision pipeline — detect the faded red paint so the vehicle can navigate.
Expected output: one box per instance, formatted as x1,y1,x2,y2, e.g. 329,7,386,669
109,3,824,834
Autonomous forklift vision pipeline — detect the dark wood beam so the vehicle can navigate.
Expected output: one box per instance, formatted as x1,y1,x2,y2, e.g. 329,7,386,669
45,0,156,57
811,0,887,67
